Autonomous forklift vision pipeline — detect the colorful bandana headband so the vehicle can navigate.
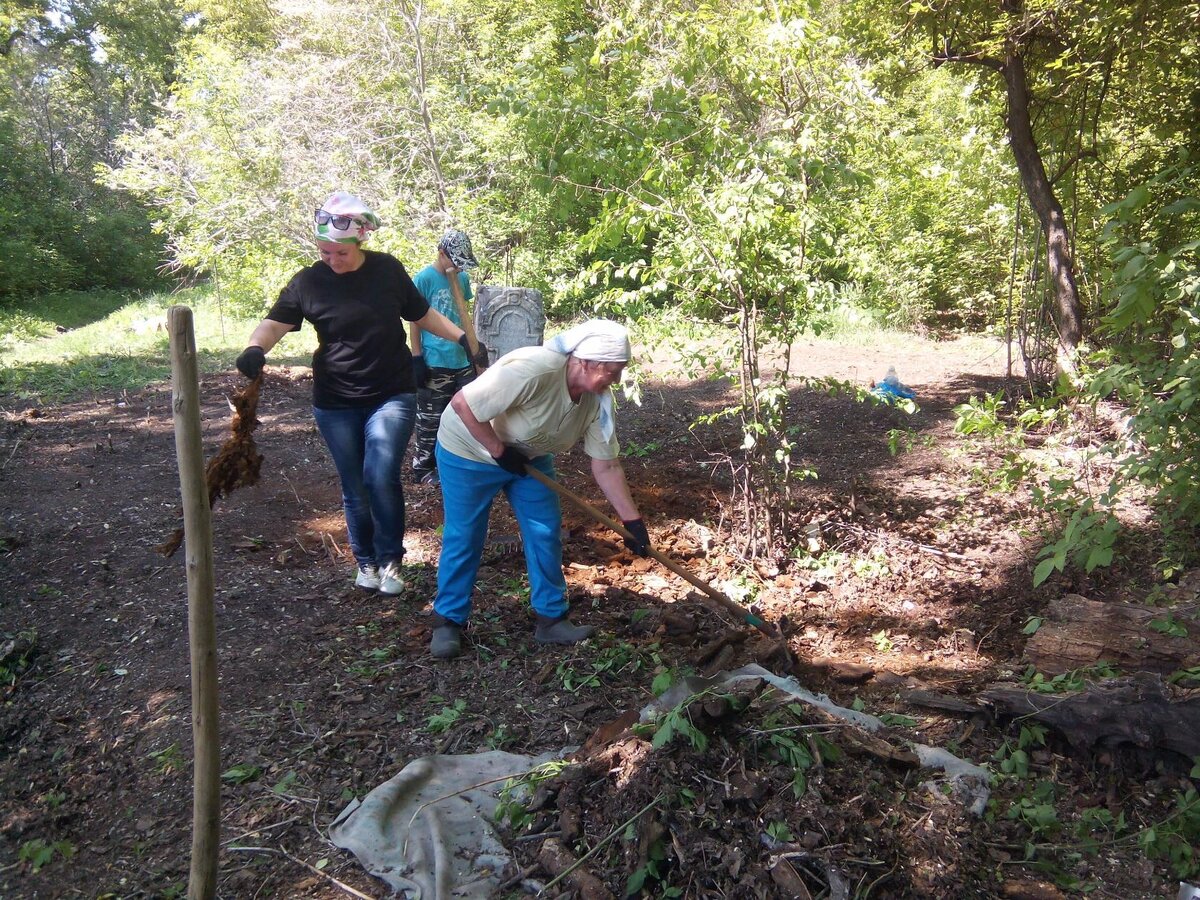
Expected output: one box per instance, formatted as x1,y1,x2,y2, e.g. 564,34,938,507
437,229,479,269
314,191,382,244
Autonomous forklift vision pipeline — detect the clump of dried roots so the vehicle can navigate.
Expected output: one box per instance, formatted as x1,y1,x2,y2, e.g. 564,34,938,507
159,377,264,556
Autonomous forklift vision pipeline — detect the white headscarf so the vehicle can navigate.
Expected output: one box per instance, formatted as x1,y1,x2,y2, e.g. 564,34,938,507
546,319,631,440
545,319,631,362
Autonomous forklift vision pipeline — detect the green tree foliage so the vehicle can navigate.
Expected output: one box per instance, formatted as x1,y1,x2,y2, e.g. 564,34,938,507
1,0,47,56
106,0,564,310
104,34,311,306
487,0,870,554
0,0,179,301
843,0,1199,373
834,69,1018,328
1086,162,1200,567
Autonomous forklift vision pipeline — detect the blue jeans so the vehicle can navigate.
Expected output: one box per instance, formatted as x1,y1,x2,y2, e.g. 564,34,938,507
312,394,416,568
432,445,566,625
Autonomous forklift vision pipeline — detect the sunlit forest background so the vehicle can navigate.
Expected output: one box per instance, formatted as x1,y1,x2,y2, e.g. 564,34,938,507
2,0,1198,567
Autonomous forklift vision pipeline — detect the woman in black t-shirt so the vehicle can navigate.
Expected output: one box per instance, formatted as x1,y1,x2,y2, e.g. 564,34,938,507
235,192,488,596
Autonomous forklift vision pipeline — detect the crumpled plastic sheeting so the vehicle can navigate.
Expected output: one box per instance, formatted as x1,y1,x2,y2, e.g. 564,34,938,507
329,750,559,898
646,664,991,816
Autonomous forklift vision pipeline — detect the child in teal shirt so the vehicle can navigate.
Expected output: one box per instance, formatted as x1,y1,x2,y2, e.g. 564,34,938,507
409,230,482,484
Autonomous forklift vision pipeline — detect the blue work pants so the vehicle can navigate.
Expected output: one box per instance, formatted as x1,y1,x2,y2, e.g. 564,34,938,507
433,446,566,625
312,394,416,568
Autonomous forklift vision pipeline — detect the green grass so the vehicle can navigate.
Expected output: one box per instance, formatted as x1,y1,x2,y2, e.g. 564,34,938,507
1,287,998,402
0,286,316,402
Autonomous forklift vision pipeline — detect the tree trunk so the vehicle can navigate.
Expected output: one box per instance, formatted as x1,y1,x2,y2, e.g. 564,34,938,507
1001,52,1084,377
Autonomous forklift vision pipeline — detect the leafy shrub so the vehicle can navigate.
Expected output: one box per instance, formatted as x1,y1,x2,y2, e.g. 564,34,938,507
953,391,1008,438
1083,164,1200,572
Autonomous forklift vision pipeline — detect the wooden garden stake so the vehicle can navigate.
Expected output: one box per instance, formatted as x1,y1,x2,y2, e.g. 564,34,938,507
167,305,221,899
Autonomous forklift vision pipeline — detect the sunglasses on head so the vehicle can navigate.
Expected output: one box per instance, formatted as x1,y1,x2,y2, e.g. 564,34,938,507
315,209,356,231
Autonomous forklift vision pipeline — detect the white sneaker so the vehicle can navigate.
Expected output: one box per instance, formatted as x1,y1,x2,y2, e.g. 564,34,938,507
379,561,406,596
355,565,381,590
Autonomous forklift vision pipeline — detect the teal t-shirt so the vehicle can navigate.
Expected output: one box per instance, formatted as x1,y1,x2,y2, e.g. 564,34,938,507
412,264,473,368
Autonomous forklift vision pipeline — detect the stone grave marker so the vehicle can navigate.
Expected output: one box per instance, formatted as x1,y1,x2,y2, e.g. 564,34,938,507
474,286,545,364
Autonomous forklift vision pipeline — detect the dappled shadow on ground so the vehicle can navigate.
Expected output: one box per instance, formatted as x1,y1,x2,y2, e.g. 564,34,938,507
0,354,1179,898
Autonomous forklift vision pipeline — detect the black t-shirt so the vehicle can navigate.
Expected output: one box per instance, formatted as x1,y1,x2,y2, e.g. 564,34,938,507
266,251,431,408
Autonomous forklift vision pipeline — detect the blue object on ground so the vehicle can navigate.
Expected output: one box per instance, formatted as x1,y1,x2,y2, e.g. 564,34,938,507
872,367,916,401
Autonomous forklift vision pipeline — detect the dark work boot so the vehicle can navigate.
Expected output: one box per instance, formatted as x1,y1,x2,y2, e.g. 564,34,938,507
534,614,595,646
430,615,464,659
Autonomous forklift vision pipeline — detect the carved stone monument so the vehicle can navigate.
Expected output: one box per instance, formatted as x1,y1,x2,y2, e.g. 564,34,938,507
473,286,545,363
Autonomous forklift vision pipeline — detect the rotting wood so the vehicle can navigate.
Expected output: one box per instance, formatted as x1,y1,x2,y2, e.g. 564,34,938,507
901,690,983,716
803,706,920,766
695,631,747,668
807,658,875,684
769,856,814,899
981,672,1200,763
573,709,640,761
838,728,920,766
701,644,737,678
1023,594,1199,676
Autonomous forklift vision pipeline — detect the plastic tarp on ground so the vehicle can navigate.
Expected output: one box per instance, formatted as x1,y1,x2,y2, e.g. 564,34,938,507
330,665,991,897
330,749,560,899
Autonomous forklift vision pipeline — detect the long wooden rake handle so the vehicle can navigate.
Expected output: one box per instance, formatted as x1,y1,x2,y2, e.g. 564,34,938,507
445,270,485,373
525,466,778,638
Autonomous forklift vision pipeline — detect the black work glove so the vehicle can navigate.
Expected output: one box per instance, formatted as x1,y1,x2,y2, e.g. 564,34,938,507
622,518,651,557
412,355,429,387
236,346,266,379
473,340,490,370
459,334,490,370
492,446,530,476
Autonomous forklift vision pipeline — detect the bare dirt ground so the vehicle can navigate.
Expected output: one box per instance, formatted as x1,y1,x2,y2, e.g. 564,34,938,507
0,334,1191,898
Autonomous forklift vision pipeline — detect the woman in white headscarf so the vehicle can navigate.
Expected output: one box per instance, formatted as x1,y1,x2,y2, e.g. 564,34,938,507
235,192,488,597
428,319,651,659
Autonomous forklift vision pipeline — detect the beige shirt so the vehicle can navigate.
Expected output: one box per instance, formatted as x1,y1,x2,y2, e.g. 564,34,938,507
437,347,620,464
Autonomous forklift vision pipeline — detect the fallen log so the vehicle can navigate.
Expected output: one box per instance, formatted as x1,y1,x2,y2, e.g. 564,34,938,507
901,689,983,716
981,673,1200,764
1023,594,1199,676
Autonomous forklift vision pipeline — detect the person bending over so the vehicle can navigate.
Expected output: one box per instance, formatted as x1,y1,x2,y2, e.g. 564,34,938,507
428,319,651,659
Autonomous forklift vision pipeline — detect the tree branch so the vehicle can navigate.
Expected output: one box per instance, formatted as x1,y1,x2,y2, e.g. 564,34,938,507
932,45,1004,71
